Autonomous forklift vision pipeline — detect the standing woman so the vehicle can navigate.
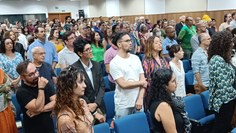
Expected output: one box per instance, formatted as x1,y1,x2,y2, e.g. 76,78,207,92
143,36,170,110
167,45,186,97
4,31,25,59
48,28,64,53
208,31,236,133
102,26,113,50
0,38,23,89
90,31,105,75
55,66,103,133
0,68,18,133
90,31,105,63
147,69,191,133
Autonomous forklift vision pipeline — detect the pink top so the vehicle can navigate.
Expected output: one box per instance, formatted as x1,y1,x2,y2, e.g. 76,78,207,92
104,45,118,83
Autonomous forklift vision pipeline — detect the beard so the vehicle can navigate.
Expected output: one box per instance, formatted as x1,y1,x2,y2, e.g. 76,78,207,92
125,49,130,53
25,77,38,86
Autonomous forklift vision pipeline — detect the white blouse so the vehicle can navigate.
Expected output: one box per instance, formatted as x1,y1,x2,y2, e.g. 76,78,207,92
170,61,186,97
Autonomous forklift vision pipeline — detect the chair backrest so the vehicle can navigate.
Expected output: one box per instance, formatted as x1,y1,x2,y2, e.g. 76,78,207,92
185,71,194,86
11,94,22,121
93,122,110,133
182,59,192,73
114,112,150,133
103,76,110,91
200,90,209,110
103,91,115,125
183,94,206,120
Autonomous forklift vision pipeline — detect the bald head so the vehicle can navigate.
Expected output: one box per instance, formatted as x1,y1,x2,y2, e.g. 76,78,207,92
32,47,45,63
195,21,207,33
32,47,44,55
198,33,211,47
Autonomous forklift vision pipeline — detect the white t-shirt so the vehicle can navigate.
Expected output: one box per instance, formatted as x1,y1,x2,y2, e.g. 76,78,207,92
58,46,79,67
110,54,144,111
170,61,186,97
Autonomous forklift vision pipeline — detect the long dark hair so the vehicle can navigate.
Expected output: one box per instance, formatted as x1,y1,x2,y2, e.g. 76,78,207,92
146,69,174,108
90,31,103,48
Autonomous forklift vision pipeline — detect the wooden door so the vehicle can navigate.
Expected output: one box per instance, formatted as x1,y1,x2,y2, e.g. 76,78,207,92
48,12,71,23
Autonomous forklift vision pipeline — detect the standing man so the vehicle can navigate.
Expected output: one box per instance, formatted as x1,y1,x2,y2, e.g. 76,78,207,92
16,60,56,133
162,26,178,57
110,32,147,119
32,47,57,90
27,27,58,70
72,39,106,123
191,33,211,89
219,13,232,31
175,15,186,36
58,31,79,69
178,16,196,59
230,12,236,29
190,21,207,53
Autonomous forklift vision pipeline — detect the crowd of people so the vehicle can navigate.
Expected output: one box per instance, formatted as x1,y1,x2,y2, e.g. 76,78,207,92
0,12,236,133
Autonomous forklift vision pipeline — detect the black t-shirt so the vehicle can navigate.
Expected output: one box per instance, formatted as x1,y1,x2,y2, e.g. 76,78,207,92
37,62,56,91
16,82,55,133
150,101,185,133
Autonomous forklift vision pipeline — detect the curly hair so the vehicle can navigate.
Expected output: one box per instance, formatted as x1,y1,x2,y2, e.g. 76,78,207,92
55,66,85,118
146,69,174,109
208,31,233,63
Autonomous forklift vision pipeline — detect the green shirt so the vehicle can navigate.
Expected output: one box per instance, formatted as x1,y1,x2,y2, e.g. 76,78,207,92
91,44,104,62
177,25,196,51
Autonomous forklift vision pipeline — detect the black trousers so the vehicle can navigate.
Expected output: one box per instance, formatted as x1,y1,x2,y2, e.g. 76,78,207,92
211,98,236,133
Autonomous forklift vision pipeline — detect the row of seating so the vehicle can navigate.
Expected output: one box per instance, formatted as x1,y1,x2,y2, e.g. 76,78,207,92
94,112,150,133
96,90,216,133
183,90,215,133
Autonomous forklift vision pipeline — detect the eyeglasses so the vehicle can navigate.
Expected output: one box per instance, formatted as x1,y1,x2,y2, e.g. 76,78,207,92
24,69,39,78
36,52,46,55
83,47,92,53
68,36,76,40
120,39,132,43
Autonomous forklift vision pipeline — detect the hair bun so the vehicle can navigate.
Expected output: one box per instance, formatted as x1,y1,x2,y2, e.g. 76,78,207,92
166,45,171,51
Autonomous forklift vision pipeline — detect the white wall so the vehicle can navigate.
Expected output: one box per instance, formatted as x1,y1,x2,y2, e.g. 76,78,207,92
79,0,90,18
0,1,80,19
88,0,106,17
1,0,236,18
207,0,236,11
119,0,144,16
165,0,207,13
145,0,165,14
106,0,120,17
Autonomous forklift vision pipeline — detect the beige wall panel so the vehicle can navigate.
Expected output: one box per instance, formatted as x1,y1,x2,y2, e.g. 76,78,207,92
119,0,145,16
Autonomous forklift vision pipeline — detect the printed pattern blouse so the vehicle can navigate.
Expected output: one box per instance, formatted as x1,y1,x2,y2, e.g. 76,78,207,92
208,55,236,112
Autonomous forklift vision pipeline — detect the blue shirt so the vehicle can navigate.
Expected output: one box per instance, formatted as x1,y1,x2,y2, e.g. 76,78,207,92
162,37,177,54
0,52,23,79
191,47,209,87
27,39,58,65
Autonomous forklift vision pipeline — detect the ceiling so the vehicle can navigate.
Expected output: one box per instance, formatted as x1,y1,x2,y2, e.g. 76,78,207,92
0,0,81,1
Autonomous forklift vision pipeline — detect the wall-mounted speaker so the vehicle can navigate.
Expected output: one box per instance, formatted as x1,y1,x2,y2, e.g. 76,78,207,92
79,10,85,18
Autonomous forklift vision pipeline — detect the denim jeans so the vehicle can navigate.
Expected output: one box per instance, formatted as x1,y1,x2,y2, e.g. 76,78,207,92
115,107,143,119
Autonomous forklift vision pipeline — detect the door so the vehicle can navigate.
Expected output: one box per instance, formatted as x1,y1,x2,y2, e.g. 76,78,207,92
48,12,71,23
